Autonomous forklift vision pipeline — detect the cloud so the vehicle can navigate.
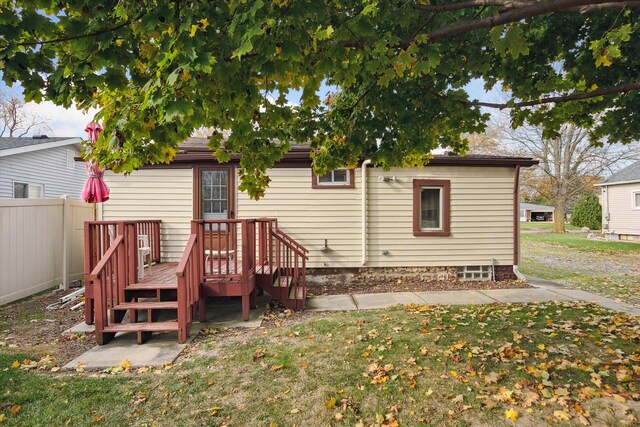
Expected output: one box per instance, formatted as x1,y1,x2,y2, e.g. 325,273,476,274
22,101,99,138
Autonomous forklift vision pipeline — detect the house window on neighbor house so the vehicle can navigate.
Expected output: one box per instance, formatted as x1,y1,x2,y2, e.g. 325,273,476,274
413,179,451,236
13,182,44,199
634,191,640,210
312,168,355,188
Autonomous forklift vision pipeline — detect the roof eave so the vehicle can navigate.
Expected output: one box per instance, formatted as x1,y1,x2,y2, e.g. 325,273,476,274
0,137,83,158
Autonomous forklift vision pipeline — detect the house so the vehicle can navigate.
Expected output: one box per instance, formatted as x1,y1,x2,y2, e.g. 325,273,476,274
97,140,537,278
0,136,86,199
84,139,537,344
596,160,640,241
519,202,555,222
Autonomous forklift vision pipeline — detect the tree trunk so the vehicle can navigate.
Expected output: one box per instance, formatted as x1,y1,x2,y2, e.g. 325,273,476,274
553,204,566,233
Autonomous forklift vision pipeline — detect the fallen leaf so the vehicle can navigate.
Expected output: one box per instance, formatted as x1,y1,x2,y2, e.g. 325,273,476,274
271,365,283,372
121,359,131,372
325,397,337,409
334,412,343,421
11,361,20,369
93,415,104,422
9,405,21,416
505,408,518,421
290,408,300,414
554,410,571,421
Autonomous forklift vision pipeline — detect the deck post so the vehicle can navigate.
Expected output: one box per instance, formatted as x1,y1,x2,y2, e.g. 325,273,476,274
83,221,94,324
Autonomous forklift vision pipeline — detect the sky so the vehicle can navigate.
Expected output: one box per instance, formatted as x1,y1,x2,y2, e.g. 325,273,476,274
0,77,501,139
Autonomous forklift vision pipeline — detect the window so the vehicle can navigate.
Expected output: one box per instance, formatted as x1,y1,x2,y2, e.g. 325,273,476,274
634,191,640,210
413,179,450,236
312,168,354,188
13,182,44,199
457,265,492,281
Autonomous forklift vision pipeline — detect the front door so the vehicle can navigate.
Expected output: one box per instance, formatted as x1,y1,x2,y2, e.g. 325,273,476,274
196,167,234,221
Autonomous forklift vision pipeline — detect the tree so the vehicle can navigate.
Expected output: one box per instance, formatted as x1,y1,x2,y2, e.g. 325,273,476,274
1,1,640,198
0,92,49,137
571,193,603,230
503,123,639,233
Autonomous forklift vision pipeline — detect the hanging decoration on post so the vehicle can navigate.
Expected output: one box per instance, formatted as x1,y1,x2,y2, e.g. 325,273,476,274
81,121,110,203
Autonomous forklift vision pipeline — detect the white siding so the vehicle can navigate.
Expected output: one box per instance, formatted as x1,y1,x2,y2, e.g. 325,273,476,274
238,166,516,268
99,169,193,262
367,167,515,267
0,146,87,199
602,183,640,236
237,168,362,268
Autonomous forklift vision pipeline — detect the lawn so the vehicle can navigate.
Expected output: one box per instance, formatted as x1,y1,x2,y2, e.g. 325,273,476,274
2,302,639,426
521,232,640,306
519,222,581,231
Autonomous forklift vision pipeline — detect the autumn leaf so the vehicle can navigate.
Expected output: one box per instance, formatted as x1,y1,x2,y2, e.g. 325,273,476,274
270,365,283,372
505,408,518,421
121,359,131,372
554,410,572,421
252,348,265,362
11,361,20,369
93,415,104,422
325,397,337,409
9,405,21,416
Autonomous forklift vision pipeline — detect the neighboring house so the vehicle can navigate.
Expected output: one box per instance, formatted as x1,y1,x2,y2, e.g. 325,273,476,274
97,139,537,280
519,202,555,222
0,136,86,199
596,160,640,241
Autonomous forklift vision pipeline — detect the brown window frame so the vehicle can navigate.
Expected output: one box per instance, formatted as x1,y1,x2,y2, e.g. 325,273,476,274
311,168,355,189
413,179,451,237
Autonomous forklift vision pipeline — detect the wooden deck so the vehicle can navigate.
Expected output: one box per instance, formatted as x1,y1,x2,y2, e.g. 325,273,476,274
138,262,178,284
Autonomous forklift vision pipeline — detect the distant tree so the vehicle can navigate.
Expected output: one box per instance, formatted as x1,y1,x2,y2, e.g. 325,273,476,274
502,122,639,233
571,193,602,230
0,92,49,137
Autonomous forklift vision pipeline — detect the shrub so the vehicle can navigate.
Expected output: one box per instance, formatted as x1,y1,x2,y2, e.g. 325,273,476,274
570,193,602,230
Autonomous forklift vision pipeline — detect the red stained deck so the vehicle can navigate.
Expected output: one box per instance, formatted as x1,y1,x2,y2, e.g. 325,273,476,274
138,262,179,284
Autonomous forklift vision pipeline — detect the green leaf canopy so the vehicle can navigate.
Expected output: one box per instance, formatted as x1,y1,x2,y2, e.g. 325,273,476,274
1,1,638,198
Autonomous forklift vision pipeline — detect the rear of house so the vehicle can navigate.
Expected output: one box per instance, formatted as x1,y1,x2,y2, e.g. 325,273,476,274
96,139,536,280
597,160,640,241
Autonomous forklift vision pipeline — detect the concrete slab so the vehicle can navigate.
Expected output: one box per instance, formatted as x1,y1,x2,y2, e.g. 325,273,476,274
479,288,575,303
63,330,193,370
203,302,266,328
525,275,568,289
352,292,425,309
306,294,357,311
64,321,95,334
415,290,496,305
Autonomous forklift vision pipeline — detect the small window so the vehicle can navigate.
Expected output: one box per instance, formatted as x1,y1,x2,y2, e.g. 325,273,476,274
312,169,354,188
14,182,28,198
633,191,640,210
413,179,450,236
13,182,44,199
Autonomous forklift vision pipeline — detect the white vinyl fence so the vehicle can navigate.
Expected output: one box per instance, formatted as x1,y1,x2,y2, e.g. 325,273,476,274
0,196,95,305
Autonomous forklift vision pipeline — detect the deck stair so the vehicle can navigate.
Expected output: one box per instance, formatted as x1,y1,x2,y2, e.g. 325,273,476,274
86,218,307,345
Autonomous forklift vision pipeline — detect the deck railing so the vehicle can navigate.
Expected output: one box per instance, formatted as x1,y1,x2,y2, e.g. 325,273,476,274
89,222,138,344
175,229,200,343
83,220,161,324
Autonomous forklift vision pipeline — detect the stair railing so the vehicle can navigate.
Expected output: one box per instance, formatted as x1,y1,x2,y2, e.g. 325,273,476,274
90,221,137,344
175,229,200,343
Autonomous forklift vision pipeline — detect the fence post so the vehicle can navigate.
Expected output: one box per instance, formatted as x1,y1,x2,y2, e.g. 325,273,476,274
60,195,71,291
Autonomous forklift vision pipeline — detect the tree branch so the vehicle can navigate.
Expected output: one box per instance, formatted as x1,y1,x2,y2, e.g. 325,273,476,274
469,82,640,109
9,12,146,48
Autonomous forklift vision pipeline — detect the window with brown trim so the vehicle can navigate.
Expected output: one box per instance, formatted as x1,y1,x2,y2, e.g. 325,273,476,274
312,168,355,189
413,179,451,236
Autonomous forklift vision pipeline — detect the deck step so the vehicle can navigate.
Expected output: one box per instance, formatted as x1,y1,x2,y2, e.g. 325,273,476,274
274,275,293,288
113,301,178,311
102,321,180,333
126,283,177,290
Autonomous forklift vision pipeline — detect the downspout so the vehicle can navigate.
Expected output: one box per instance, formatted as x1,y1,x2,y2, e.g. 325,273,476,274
361,160,372,266
512,165,526,280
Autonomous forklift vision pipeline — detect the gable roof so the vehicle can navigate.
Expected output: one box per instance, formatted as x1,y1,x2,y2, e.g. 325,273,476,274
596,160,640,186
0,136,83,157
520,202,555,212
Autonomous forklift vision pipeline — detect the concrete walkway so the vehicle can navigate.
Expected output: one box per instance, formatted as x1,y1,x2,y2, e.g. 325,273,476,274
307,277,640,317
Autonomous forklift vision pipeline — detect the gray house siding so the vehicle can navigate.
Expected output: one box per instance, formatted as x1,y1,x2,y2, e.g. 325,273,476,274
0,146,87,199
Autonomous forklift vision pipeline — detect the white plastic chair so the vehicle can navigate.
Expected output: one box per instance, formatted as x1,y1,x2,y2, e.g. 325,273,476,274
137,234,151,280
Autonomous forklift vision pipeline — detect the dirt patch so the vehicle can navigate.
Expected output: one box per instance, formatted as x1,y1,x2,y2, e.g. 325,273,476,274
306,272,531,296
0,288,95,364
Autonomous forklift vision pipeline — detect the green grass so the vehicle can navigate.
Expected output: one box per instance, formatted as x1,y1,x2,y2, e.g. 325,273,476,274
2,303,639,426
519,221,580,231
521,232,640,254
